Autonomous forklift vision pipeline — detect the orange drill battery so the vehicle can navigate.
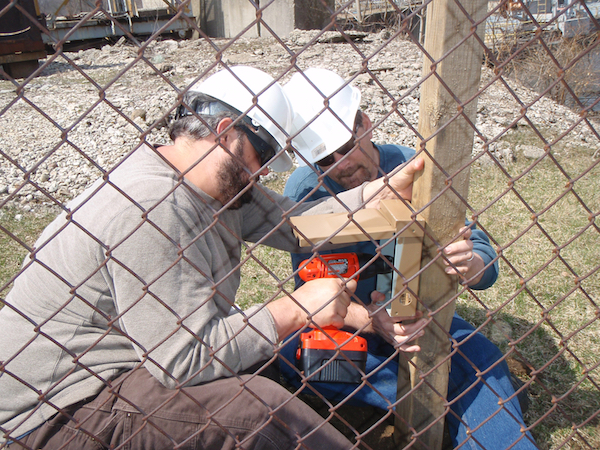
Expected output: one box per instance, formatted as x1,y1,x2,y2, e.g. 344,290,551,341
296,326,367,383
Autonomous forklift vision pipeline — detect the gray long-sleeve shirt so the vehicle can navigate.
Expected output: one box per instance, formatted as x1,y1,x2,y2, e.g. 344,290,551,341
0,144,365,438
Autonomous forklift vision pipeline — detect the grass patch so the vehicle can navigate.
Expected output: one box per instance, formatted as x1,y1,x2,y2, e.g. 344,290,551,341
237,244,295,310
460,130,600,449
237,170,295,309
0,206,58,299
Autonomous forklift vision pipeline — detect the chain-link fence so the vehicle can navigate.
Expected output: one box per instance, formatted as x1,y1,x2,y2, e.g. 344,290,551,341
1,0,599,449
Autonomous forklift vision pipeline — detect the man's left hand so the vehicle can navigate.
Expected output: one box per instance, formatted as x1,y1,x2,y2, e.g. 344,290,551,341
344,292,426,352
443,226,485,286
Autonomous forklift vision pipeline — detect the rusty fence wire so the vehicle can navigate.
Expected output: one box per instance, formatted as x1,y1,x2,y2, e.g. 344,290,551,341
0,0,599,449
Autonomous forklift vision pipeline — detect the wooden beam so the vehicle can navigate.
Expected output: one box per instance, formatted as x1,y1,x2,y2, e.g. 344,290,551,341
290,199,425,317
290,199,424,247
189,0,205,40
394,0,487,448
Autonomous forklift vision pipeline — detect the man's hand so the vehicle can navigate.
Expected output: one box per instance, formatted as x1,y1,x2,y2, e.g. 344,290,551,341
267,278,356,341
366,291,427,352
362,157,424,209
442,226,485,286
344,292,427,352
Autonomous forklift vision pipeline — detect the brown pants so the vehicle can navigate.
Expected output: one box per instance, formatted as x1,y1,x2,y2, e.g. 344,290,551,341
7,369,352,450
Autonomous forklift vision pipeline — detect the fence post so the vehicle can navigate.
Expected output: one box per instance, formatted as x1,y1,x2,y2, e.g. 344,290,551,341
355,0,363,23
190,0,204,39
394,0,488,448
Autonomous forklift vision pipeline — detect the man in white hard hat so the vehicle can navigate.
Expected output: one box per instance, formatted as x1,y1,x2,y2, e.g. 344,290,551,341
281,68,537,450
0,66,427,450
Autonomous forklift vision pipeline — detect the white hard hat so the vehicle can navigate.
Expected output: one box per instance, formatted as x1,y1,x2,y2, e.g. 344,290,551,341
283,68,361,165
187,66,293,172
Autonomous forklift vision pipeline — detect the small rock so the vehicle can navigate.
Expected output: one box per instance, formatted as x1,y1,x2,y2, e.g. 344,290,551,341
160,63,174,73
520,145,546,160
131,108,147,121
477,153,495,166
496,144,516,163
490,320,512,344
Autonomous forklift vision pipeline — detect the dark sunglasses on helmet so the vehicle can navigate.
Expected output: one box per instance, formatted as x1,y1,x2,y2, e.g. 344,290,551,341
239,122,281,167
176,92,281,168
315,138,356,167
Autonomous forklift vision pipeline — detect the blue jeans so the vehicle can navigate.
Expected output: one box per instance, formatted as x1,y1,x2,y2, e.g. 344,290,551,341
279,314,538,450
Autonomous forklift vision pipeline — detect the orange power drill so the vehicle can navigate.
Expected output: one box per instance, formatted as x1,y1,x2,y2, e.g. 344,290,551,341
298,252,393,283
295,253,393,383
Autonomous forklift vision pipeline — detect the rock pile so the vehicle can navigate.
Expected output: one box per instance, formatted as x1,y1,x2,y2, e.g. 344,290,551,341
0,29,597,213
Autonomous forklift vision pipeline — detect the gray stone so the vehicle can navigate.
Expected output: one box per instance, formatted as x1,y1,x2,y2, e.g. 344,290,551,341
520,145,546,160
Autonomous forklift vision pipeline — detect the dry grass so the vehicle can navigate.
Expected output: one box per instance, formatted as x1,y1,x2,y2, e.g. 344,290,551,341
493,30,600,113
0,207,57,297
461,130,600,449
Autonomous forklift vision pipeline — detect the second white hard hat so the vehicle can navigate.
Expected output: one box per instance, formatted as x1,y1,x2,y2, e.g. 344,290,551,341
188,66,293,172
283,68,361,165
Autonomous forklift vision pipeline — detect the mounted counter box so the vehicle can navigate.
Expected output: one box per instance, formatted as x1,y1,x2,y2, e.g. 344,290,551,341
290,199,425,317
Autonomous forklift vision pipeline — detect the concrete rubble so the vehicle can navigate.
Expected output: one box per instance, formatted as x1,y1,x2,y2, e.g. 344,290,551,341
0,30,598,212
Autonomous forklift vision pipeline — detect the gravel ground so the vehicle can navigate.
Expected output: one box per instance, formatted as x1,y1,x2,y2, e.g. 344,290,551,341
1,29,598,216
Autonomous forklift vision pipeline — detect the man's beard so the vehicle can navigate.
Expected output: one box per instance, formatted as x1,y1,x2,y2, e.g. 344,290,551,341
216,138,254,210
331,163,374,190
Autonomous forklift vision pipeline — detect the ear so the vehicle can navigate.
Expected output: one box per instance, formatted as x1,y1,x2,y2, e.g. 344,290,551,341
215,117,236,143
360,112,373,140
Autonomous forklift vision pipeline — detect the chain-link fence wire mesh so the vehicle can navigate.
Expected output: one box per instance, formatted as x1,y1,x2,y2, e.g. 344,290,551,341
0,0,599,449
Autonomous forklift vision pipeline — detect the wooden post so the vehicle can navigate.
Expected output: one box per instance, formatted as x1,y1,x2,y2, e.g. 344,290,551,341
189,0,204,40
394,0,487,449
355,0,363,24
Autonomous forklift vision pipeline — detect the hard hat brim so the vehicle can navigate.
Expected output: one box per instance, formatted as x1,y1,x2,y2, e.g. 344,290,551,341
268,152,293,172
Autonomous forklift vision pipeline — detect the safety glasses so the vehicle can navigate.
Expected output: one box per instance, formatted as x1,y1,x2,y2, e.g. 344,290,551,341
239,119,281,168
315,138,356,168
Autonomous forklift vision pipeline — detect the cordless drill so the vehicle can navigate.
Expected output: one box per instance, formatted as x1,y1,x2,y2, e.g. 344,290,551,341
298,252,393,282
295,253,393,383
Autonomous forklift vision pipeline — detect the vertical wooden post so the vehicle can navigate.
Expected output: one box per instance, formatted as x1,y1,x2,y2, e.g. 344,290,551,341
190,0,205,40
355,0,363,24
394,0,487,449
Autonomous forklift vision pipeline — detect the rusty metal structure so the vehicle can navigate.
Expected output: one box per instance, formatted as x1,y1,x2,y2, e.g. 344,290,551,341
40,0,194,44
0,0,46,78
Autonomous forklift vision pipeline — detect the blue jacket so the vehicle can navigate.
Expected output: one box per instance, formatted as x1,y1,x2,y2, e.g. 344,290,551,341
284,143,499,302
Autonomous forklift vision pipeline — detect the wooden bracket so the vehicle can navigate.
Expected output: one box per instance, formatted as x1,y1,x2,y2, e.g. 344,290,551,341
290,199,425,316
